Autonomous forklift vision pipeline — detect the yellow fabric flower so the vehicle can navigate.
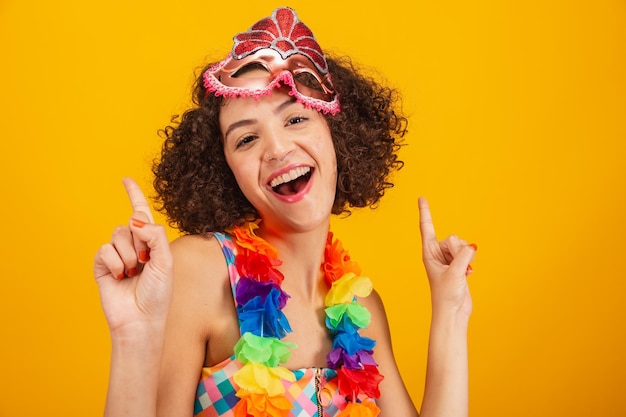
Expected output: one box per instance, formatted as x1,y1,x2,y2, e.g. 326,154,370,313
325,272,373,306
233,362,295,397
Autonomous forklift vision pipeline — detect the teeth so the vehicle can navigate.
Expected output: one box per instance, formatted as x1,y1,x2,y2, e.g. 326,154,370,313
270,167,311,188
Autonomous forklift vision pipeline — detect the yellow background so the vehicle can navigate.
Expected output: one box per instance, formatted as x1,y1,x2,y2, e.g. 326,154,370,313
1,0,625,416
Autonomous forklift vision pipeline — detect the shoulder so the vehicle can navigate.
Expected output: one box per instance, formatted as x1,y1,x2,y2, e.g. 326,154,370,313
170,232,232,277
359,289,387,319
168,233,231,322
358,289,392,341
170,233,224,263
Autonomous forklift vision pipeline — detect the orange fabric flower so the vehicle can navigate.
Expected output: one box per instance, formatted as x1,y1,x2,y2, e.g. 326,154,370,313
337,400,381,417
323,232,362,285
231,222,279,260
233,392,292,417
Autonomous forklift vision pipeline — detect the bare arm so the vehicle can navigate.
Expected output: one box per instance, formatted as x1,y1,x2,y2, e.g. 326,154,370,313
156,235,232,417
418,197,476,417
334,197,475,417
94,179,237,417
106,324,167,417
421,309,469,417
360,291,419,417
94,178,173,417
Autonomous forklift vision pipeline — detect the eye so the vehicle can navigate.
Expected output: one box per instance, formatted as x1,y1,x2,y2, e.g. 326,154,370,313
235,134,257,149
287,116,307,126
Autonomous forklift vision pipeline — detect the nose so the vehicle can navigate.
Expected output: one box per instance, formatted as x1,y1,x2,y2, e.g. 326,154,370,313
264,130,294,163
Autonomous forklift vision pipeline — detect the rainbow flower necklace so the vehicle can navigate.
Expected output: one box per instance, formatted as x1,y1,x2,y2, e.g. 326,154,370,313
228,222,383,417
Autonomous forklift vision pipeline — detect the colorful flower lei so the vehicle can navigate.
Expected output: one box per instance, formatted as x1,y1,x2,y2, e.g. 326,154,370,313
228,222,383,417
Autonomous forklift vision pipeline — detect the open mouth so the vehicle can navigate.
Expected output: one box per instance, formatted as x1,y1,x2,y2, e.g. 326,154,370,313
269,166,313,196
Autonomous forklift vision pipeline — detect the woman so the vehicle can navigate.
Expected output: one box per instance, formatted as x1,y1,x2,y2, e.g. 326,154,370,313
94,7,476,417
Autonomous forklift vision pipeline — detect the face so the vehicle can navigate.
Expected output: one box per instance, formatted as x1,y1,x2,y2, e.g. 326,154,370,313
220,87,337,234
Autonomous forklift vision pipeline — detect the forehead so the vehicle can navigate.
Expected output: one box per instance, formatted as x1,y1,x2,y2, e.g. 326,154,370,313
218,88,304,136
220,87,295,116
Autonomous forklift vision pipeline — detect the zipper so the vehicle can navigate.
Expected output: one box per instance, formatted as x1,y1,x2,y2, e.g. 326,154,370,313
315,368,323,417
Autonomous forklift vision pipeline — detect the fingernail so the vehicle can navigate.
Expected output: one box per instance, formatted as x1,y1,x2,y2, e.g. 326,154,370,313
131,218,146,228
139,250,150,263
127,267,137,277
116,273,125,280
466,264,473,275
469,243,478,251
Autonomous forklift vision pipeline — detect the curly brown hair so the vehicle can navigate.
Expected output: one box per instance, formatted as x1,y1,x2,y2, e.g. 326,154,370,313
152,54,408,235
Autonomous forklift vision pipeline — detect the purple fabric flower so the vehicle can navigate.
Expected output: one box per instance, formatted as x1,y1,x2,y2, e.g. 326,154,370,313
327,347,377,370
236,276,289,307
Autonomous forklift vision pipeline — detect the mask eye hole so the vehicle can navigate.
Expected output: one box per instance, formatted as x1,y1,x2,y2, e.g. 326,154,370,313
232,62,271,78
293,71,325,93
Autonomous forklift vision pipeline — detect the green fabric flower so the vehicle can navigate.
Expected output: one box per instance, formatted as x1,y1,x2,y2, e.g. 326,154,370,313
325,302,371,329
234,332,296,367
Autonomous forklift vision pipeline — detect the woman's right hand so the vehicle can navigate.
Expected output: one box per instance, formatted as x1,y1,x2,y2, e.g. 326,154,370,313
93,177,174,336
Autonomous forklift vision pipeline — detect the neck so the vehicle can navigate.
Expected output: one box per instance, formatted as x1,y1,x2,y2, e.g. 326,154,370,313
257,220,329,299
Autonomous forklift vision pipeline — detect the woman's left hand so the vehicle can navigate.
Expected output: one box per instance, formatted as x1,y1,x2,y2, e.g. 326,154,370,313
418,197,476,318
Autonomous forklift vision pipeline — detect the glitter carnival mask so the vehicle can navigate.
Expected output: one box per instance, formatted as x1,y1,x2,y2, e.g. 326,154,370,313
203,7,340,115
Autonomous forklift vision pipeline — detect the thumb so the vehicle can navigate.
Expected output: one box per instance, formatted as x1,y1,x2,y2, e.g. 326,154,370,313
130,211,152,264
128,218,173,275
447,244,477,277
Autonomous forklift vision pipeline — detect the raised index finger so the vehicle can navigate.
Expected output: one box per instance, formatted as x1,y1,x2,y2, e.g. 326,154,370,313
418,197,437,244
122,177,155,223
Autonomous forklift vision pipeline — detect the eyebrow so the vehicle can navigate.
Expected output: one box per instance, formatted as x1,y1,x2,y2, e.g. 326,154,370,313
223,97,298,142
223,118,255,142
274,96,297,114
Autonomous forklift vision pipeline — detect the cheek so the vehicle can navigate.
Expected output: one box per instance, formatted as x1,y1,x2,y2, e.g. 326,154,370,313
310,139,334,167
322,137,337,174
227,154,260,196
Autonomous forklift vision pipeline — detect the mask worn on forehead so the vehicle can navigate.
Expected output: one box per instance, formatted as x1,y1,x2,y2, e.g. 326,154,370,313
203,7,340,115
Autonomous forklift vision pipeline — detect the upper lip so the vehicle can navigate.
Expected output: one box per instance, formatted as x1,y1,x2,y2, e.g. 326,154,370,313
266,164,312,189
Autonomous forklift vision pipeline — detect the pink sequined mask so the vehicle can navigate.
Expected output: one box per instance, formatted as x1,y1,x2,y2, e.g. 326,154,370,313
203,7,340,115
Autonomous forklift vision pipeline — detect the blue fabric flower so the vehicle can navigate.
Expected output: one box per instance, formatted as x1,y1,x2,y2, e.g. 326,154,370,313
237,287,292,338
328,315,376,356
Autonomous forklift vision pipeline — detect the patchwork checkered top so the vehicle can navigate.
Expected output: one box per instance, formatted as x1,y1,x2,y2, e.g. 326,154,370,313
193,233,355,416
